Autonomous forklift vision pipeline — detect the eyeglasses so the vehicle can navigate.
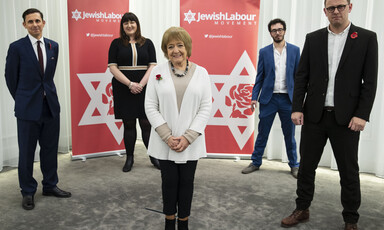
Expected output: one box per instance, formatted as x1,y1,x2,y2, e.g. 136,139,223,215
325,4,348,13
270,28,285,34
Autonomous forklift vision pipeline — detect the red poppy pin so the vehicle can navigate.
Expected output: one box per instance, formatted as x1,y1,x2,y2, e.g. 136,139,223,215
49,42,52,50
351,32,358,39
156,74,162,81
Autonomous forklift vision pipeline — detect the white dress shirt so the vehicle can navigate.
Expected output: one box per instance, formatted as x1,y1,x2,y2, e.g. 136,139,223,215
28,34,47,72
325,23,351,107
273,42,288,93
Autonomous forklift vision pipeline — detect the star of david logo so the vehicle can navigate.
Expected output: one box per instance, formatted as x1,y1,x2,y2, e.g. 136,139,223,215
209,51,256,149
77,68,124,144
72,9,82,21
184,10,196,24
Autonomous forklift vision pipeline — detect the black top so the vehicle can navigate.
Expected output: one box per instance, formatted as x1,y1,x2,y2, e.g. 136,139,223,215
108,38,156,119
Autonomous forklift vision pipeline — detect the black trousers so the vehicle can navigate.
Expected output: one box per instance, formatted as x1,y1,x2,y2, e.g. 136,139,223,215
296,110,361,224
159,160,198,218
122,118,151,154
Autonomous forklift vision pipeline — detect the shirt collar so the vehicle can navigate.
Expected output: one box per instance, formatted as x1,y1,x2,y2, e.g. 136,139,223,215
327,22,351,35
273,41,287,51
27,34,45,45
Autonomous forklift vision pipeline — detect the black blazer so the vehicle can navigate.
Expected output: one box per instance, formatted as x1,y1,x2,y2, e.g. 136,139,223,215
292,24,378,125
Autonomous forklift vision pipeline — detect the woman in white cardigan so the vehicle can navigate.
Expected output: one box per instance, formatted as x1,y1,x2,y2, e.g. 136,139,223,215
145,27,212,230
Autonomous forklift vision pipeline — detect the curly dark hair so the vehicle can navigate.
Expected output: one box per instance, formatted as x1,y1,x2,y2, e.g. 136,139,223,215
268,18,286,32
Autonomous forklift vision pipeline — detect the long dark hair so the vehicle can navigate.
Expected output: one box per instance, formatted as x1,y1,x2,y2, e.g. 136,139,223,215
119,12,146,46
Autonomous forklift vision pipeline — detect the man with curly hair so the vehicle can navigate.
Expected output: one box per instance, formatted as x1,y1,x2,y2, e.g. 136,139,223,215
242,18,300,178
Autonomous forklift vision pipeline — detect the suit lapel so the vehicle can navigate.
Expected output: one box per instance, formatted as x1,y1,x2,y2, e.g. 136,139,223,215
44,38,52,76
320,28,329,77
286,43,291,75
336,24,357,75
23,36,44,77
267,44,275,79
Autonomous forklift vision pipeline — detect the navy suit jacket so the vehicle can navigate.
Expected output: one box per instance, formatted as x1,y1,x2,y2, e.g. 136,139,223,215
292,24,378,125
5,35,60,121
252,42,300,104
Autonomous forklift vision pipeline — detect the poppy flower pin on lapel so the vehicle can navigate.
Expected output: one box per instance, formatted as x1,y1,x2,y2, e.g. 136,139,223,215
351,32,358,39
156,74,162,81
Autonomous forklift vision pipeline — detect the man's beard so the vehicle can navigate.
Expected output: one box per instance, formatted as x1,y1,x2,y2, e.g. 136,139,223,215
273,35,284,43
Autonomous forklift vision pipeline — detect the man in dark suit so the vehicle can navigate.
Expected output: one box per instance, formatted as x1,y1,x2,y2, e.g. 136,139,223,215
5,8,71,211
281,1,378,229
242,18,300,178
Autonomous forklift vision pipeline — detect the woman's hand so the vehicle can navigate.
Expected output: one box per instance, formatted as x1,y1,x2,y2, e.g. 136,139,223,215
129,82,143,94
172,136,190,152
167,136,180,149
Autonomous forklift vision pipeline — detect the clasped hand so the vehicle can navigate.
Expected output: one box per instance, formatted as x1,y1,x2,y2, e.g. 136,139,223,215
167,136,190,152
130,82,143,94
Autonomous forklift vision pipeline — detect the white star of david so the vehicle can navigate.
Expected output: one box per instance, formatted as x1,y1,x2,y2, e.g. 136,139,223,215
77,68,124,144
184,10,196,24
72,9,82,21
209,51,256,149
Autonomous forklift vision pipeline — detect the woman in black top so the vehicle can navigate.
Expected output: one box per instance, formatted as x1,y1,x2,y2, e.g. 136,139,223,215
108,12,160,172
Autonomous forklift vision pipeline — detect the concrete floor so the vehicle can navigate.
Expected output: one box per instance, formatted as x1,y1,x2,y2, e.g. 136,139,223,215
0,141,383,230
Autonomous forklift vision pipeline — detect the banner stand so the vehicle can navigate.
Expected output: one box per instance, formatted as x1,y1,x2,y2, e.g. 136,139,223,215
206,154,251,160
67,0,130,158
71,150,126,161
180,0,260,157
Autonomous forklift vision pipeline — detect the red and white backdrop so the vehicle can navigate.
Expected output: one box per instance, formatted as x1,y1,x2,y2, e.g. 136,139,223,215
67,0,129,159
181,0,260,156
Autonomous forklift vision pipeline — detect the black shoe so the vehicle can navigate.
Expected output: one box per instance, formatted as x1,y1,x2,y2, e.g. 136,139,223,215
123,154,134,172
43,187,72,198
22,195,35,210
150,156,161,170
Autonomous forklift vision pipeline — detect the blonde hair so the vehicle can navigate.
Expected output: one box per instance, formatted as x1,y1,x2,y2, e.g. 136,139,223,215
161,27,192,59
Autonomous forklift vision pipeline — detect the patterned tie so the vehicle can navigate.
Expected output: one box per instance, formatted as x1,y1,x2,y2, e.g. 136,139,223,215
37,41,44,73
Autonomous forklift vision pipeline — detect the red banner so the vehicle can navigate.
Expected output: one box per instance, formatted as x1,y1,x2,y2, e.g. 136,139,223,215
181,0,260,155
67,0,129,157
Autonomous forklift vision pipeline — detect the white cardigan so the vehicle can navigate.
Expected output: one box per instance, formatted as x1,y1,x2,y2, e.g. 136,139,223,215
145,62,212,162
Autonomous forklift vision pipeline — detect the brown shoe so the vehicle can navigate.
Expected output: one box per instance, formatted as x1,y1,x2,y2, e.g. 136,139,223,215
291,167,299,179
281,209,309,227
345,223,358,230
241,163,259,174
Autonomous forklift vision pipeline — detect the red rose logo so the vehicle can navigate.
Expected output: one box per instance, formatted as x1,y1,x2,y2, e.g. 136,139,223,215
225,84,254,118
102,83,114,115
156,74,162,80
351,32,358,39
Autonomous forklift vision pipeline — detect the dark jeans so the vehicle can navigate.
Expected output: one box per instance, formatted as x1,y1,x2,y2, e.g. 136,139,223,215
159,160,198,218
252,93,298,168
296,110,361,224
